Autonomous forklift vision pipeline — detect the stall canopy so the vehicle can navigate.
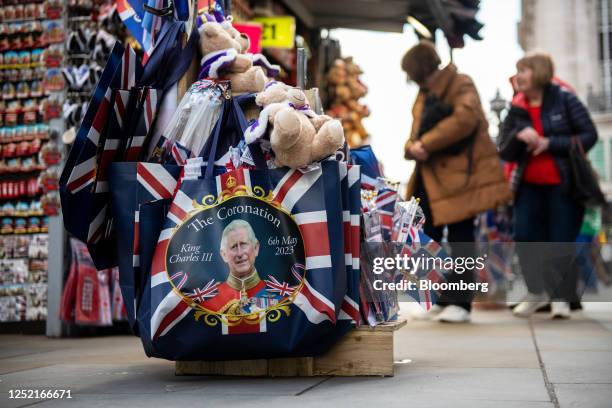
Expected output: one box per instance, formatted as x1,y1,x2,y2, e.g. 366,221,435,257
281,0,483,48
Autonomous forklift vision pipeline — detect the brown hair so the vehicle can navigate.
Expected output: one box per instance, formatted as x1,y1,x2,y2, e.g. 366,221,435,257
516,52,555,88
401,40,441,83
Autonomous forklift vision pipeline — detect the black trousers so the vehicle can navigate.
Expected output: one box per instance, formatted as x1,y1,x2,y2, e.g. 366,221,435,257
414,174,476,312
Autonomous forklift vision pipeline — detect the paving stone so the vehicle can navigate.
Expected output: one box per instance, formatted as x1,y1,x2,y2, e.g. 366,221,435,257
554,383,612,408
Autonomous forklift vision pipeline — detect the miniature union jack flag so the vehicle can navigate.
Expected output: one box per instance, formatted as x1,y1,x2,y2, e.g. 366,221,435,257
169,271,189,290
188,280,220,303
264,275,296,297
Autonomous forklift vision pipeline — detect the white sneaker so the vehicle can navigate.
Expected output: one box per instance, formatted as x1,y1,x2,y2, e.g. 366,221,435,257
435,305,471,323
512,293,549,318
411,304,444,321
550,302,570,319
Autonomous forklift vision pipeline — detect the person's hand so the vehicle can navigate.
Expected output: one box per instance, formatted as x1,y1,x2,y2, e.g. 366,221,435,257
409,141,429,162
517,127,540,150
531,137,550,156
404,141,414,160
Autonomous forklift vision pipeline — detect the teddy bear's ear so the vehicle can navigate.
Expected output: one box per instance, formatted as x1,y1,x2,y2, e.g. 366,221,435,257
202,23,220,37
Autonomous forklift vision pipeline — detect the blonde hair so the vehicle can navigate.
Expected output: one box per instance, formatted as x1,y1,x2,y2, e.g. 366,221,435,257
516,52,555,89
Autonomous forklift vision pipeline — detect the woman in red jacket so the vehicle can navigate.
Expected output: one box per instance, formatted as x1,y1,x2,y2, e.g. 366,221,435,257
499,52,598,319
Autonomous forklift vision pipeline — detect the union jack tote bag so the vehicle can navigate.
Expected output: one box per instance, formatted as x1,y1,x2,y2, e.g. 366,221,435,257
107,162,183,333
60,43,124,242
108,89,252,333
60,45,142,266
142,161,352,360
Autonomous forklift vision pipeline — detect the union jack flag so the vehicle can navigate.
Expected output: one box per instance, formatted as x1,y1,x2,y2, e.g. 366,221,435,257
124,88,159,161
141,0,166,63
116,1,147,57
399,230,450,310
60,44,128,253
170,142,190,166
188,280,221,303
375,188,398,241
350,145,382,190
78,47,143,268
169,271,189,290
264,275,296,297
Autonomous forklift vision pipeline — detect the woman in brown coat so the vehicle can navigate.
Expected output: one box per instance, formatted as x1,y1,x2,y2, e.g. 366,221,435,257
402,41,511,322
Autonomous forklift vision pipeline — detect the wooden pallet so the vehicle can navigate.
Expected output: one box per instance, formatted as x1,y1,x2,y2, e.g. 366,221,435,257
175,319,406,377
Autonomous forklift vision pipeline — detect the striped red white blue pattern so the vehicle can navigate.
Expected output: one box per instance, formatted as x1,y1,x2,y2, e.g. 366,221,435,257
125,88,159,161
84,47,140,248
148,166,338,340
337,163,360,324
62,45,140,269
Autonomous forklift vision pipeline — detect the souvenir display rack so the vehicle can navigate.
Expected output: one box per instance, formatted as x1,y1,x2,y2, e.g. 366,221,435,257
51,0,130,337
0,0,65,330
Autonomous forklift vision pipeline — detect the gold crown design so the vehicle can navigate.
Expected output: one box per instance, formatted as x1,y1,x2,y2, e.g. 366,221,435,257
226,175,237,188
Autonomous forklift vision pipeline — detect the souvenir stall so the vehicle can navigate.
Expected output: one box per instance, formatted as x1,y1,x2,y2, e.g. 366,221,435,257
55,0,453,376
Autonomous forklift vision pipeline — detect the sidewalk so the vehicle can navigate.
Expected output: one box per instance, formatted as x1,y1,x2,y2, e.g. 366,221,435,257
1,305,611,408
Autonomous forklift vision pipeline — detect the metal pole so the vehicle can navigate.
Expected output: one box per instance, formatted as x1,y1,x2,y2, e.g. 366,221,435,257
46,7,68,338
297,48,307,89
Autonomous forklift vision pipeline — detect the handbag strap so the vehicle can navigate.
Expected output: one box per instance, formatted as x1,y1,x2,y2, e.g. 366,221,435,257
571,136,586,156
203,97,230,179
140,22,199,93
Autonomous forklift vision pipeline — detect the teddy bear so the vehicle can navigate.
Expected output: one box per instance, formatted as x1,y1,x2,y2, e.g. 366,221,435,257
222,23,250,53
198,21,267,94
245,82,345,168
325,57,370,147
326,59,347,86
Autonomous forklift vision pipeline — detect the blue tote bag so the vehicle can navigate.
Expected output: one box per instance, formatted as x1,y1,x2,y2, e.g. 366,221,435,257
137,100,355,360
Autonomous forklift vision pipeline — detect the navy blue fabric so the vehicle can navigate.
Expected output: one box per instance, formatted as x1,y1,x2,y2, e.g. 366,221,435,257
140,21,199,93
349,145,381,180
59,44,124,242
499,83,598,194
108,163,182,333
173,0,189,21
199,93,255,178
147,164,351,361
514,183,583,300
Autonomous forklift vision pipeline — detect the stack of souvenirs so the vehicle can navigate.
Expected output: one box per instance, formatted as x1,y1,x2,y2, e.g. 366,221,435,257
59,2,450,361
0,233,48,322
352,145,451,325
474,210,516,299
326,57,370,148
59,3,357,361
0,0,66,325
0,0,64,232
